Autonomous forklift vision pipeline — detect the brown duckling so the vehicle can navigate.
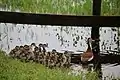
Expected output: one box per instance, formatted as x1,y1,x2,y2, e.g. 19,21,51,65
55,53,61,67
41,44,48,65
20,45,30,61
38,43,43,52
61,52,67,67
15,46,20,51
48,49,57,68
9,48,16,58
52,49,58,67
31,43,36,51
64,51,71,68
9,46,20,58
41,43,48,53
42,44,46,53
43,43,48,48
52,49,57,54
45,52,51,67
34,46,40,62
38,51,45,64
27,45,35,62
13,46,20,58
24,45,30,51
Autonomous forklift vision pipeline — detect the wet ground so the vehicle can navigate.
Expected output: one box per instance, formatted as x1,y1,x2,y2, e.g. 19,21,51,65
102,64,120,79
69,63,120,80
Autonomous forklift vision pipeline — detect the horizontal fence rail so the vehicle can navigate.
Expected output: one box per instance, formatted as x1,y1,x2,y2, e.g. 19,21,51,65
0,11,120,27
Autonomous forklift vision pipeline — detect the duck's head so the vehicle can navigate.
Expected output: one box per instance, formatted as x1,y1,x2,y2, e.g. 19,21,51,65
87,38,93,44
86,38,96,49
15,46,20,51
38,43,42,52
47,52,51,56
87,38,100,43
52,49,56,54
64,51,68,54
43,43,48,48
38,43,43,47
19,46,24,51
87,37,100,50
24,45,29,50
31,43,36,47
34,46,39,52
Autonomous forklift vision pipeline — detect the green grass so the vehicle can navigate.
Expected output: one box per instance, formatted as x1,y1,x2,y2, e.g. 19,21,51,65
0,50,99,80
0,0,92,15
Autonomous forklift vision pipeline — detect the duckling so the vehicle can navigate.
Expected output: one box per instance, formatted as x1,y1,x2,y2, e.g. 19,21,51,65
43,43,48,48
38,43,43,52
61,52,67,67
15,46,24,59
34,46,40,62
42,44,46,53
56,53,63,67
52,49,57,55
64,51,71,68
45,52,51,67
19,46,24,51
9,48,16,58
19,46,25,59
34,46,39,53
27,45,35,62
18,46,24,59
38,51,45,64
20,45,31,61
14,46,20,58
21,51,28,61
15,46,20,51
52,49,58,67
31,43,36,51
24,45,29,51
9,46,18,57
81,38,94,69
40,44,48,65
42,53,47,65
25,52,32,62
41,43,48,53
49,49,57,68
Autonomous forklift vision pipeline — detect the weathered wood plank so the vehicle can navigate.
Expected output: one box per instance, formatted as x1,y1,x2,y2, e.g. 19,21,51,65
0,11,120,27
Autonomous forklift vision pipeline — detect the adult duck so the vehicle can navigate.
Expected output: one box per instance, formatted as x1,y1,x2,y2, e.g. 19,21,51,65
81,38,94,64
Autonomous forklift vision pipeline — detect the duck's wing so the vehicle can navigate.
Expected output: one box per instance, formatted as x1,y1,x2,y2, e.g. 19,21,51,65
88,55,94,61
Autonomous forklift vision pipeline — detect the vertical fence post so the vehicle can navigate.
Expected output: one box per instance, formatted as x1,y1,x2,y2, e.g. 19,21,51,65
92,0,102,79
118,27,120,52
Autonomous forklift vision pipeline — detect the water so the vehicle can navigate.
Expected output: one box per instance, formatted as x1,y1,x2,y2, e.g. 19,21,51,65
69,63,120,79
102,64,120,79
0,23,120,79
